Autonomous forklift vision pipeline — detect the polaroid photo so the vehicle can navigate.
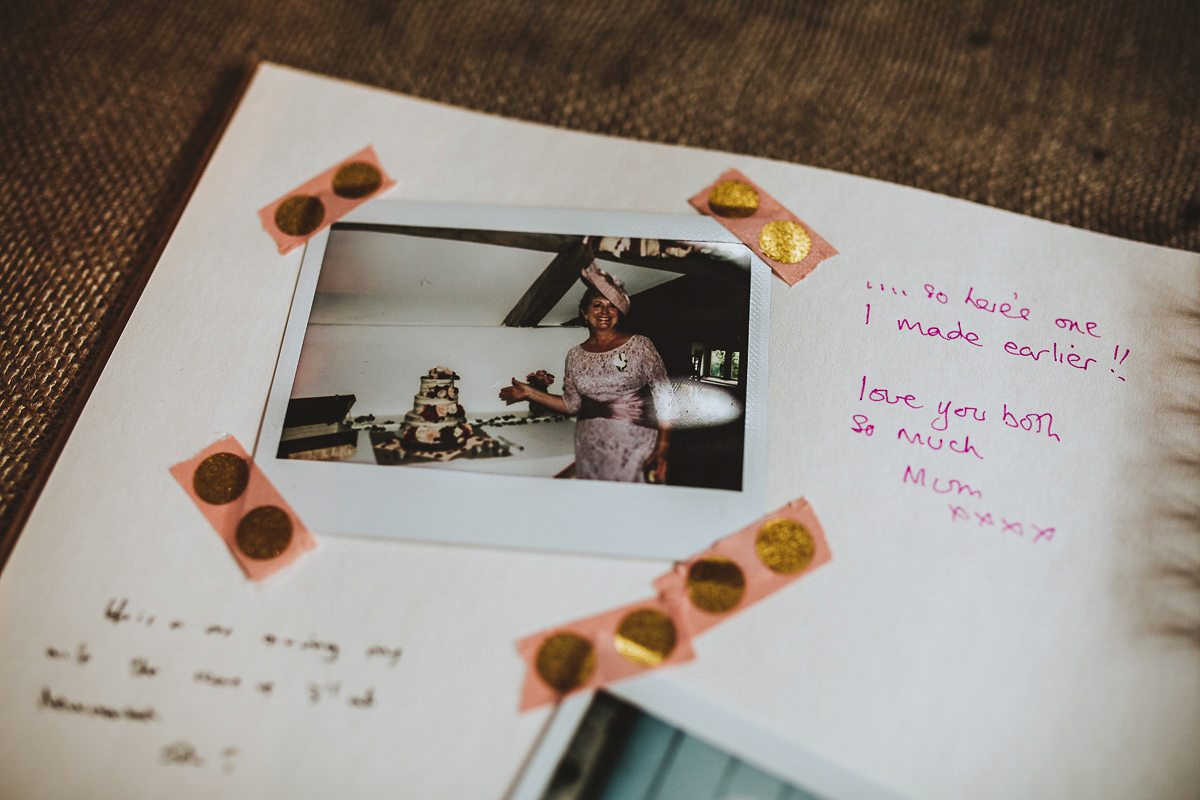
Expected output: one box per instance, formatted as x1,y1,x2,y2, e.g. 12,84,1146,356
510,674,914,800
256,202,770,560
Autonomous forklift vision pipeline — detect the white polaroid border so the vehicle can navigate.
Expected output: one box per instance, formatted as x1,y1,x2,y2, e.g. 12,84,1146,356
255,202,770,560
509,675,916,800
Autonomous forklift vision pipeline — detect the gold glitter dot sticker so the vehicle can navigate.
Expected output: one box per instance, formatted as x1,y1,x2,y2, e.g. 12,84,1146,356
332,161,384,199
758,219,812,264
274,195,326,237
535,632,596,692
685,556,746,614
755,518,816,574
192,452,250,506
613,609,677,668
235,505,294,561
707,180,760,218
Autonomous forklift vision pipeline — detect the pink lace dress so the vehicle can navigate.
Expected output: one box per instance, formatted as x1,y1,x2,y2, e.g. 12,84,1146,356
562,334,668,482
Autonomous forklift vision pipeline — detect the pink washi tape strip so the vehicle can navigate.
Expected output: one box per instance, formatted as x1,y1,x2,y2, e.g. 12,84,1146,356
689,169,837,285
258,145,396,254
170,436,318,581
516,593,696,711
654,498,831,636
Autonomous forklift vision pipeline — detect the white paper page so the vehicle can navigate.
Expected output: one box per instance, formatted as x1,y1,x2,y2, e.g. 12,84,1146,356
1,63,1197,800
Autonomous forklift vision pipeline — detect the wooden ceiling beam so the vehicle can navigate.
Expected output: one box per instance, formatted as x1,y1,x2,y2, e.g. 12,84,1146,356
502,241,594,327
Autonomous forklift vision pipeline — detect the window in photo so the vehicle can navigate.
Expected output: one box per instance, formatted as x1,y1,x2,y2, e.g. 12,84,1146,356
692,343,742,386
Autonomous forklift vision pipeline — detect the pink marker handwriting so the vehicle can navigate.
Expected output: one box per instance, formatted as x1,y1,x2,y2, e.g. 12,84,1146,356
963,286,1031,320
902,465,1056,542
851,414,875,435
863,282,1129,382
897,428,984,459
866,281,907,296
1111,345,1129,382
856,376,1061,441
1002,339,1096,372
1002,404,1060,442
902,465,983,498
901,466,1054,542
946,503,1055,542
896,317,982,347
859,375,924,408
1054,317,1101,337
931,400,986,431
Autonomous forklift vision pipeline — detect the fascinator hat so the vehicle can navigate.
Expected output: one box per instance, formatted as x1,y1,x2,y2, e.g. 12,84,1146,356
580,262,631,314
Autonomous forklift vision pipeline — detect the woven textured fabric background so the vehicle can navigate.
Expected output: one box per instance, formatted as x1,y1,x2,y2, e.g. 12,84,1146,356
1,0,1198,543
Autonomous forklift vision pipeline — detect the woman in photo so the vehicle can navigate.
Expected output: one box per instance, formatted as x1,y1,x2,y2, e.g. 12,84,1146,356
500,263,671,483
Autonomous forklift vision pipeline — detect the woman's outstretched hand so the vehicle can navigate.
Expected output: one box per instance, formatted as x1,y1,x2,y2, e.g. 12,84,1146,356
499,379,530,405
644,445,669,484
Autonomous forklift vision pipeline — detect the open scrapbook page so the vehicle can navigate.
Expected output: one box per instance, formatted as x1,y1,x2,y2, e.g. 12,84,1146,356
0,63,1197,800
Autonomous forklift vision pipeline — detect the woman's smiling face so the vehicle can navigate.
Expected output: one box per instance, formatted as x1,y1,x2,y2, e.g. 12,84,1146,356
583,296,619,330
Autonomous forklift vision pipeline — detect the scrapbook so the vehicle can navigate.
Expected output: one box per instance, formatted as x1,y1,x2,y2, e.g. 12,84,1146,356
0,63,1197,800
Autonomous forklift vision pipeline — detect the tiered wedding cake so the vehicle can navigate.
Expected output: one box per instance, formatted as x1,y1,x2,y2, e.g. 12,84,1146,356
398,367,473,452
